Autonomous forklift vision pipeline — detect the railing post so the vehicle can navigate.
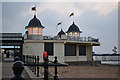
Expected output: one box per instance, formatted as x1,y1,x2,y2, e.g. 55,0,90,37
54,56,58,80
28,55,30,69
14,56,20,62
26,55,28,64
32,55,34,72
34,55,36,74
22,55,25,64
37,56,39,77
11,58,25,80
29,55,31,69
44,57,48,80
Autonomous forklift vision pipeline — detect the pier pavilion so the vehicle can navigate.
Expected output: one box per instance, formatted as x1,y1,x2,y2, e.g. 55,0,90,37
23,13,100,62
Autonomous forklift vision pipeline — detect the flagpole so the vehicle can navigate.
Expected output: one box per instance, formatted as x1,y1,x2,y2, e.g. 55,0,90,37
56,25,57,35
61,21,62,29
34,11,36,16
73,12,74,22
35,4,36,15
69,12,74,23
56,22,62,35
61,24,62,30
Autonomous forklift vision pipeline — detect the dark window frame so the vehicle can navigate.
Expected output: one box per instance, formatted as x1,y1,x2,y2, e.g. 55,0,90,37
65,44,76,56
79,45,86,56
44,43,54,56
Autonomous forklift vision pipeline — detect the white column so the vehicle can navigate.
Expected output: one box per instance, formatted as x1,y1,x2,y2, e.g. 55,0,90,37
54,43,64,62
86,45,93,61
76,44,79,61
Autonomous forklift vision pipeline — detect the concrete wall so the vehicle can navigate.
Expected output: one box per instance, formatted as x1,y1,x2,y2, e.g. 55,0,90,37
23,42,44,61
54,43,64,62
78,56,87,61
23,40,93,62
64,56,87,62
86,45,93,61
48,43,64,62
23,42,65,62
64,56,78,62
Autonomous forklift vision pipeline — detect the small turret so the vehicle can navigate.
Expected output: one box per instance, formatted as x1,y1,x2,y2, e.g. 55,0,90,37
66,22,82,37
57,29,66,38
25,15,44,35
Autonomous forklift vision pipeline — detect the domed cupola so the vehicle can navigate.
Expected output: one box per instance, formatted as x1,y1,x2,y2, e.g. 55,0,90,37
26,15,44,29
66,22,82,37
25,15,45,35
57,29,66,37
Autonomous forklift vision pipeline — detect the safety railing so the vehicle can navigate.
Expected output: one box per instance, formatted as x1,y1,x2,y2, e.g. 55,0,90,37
22,55,68,80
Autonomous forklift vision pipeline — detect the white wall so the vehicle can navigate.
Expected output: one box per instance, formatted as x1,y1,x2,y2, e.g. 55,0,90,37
48,43,64,62
64,56,87,62
23,42,44,61
54,43,64,62
23,40,93,62
86,45,93,61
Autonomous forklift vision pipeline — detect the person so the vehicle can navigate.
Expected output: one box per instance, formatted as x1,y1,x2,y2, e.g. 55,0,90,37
0,51,2,61
43,51,48,61
2,51,5,60
6,50,10,58
10,50,14,58
43,51,48,58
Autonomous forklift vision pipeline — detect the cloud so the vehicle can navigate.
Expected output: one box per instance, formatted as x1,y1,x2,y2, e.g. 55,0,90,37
88,2,118,16
2,0,119,2
2,2,118,54
44,0,119,2
20,2,118,17
35,2,117,17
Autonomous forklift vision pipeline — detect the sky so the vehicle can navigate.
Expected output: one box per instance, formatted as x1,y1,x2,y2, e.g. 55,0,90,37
1,0,119,54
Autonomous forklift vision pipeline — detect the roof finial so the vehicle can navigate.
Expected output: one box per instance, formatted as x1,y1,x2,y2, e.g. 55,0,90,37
34,15,36,18
73,22,75,24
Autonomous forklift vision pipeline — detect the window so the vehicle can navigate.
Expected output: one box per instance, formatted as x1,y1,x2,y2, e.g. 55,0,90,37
38,28,42,35
44,43,54,56
28,28,33,34
33,28,38,34
79,45,86,56
65,44,76,56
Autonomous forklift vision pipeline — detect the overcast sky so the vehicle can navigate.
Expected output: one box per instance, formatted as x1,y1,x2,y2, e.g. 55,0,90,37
1,1,118,54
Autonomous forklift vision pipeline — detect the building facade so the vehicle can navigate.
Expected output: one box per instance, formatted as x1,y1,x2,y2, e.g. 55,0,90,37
0,33,24,60
23,14,100,62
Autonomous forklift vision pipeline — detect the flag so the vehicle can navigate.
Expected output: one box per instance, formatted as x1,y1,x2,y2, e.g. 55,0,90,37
57,22,62,26
32,6,36,11
114,46,117,49
69,12,74,17
112,46,117,54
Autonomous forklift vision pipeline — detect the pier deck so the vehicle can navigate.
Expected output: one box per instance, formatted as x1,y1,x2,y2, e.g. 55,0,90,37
1,58,31,80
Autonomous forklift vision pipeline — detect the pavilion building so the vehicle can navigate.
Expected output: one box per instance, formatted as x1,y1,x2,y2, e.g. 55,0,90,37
23,14,100,62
